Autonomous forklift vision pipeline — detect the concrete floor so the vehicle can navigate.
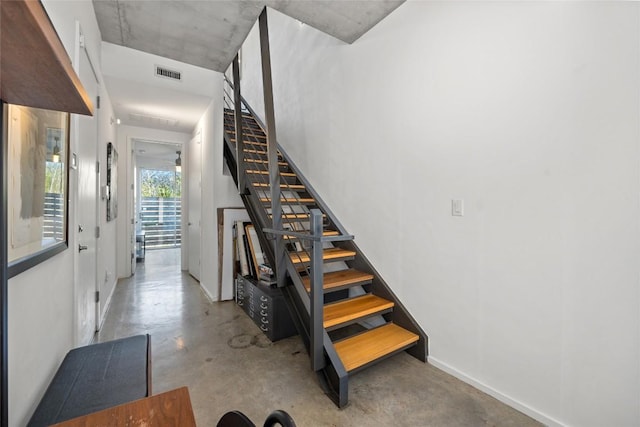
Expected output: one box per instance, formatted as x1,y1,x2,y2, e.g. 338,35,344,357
96,248,541,427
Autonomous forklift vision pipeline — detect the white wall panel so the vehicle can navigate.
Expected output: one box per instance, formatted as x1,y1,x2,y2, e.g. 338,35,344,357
240,3,640,425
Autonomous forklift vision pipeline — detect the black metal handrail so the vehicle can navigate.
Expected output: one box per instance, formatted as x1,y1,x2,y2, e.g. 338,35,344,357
265,211,353,371
223,75,351,240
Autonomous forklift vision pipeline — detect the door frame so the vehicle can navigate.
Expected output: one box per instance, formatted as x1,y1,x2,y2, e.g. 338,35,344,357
187,131,202,281
72,22,101,345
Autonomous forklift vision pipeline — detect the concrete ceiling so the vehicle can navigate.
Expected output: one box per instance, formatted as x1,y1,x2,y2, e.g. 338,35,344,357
96,0,404,135
93,0,405,72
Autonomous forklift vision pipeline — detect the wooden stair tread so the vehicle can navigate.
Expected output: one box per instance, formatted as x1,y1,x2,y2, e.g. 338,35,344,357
245,158,285,165
270,213,325,219
230,139,268,146
334,324,419,372
225,124,264,131
290,247,355,264
243,148,280,155
223,110,253,119
284,230,338,240
253,182,305,190
324,295,393,329
229,132,266,139
247,170,295,177
260,197,315,204
302,268,374,292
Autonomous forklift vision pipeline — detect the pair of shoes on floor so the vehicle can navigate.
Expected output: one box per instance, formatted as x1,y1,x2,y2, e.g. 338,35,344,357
217,409,296,427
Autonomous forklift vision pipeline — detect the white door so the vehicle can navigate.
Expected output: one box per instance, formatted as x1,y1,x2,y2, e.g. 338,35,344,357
130,150,137,275
75,46,99,345
187,133,201,281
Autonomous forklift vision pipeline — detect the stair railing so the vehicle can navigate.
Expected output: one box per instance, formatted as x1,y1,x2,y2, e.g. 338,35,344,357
223,84,351,239
231,55,247,193
266,210,353,372
223,9,385,404
223,71,248,194
223,75,274,231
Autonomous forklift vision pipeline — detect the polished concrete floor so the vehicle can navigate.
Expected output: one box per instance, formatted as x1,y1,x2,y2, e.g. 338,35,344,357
96,248,541,426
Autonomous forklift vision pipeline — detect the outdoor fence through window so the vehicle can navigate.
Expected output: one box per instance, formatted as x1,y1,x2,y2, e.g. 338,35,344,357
139,169,181,249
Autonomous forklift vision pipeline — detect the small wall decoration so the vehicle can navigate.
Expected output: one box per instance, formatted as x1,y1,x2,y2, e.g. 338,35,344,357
106,142,118,221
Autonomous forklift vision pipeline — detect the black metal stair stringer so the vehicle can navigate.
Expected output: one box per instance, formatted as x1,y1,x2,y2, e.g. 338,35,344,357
224,128,312,351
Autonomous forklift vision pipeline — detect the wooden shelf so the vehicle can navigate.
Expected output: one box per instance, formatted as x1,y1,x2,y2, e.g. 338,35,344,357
0,0,93,115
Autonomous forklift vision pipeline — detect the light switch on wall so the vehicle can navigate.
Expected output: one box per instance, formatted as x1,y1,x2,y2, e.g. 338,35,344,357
452,199,464,216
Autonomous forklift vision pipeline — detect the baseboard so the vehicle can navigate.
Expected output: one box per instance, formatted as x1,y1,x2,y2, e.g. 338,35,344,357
428,356,564,427
199,282,218,303
98,277,118,331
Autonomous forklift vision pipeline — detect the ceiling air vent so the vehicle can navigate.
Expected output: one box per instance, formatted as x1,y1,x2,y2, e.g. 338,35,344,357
155,65,182,81
129,113,180,128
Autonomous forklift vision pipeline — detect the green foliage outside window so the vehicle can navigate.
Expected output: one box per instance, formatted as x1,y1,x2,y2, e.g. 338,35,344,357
45,162,65,194
140,169,181,198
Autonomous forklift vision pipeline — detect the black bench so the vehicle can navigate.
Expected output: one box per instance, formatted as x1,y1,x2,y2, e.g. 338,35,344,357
28,334,151,427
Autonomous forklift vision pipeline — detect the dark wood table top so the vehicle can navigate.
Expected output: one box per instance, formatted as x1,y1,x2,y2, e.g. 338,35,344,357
51,387,196,427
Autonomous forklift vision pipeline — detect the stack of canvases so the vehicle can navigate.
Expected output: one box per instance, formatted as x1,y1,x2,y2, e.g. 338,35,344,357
234,222,276,285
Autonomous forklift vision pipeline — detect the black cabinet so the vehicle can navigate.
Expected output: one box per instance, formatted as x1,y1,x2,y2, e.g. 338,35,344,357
236,276,297,342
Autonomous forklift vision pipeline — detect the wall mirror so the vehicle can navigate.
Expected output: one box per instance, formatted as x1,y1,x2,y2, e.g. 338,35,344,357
4,103,70,277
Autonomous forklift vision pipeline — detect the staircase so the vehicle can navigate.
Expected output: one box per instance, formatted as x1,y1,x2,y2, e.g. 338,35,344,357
222,82,428,407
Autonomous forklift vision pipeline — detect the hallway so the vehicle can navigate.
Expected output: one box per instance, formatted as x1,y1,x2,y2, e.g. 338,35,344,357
96,249,540,426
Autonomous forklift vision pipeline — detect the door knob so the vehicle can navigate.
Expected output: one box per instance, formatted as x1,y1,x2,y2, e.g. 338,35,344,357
78,244,88,252
78,225,84,233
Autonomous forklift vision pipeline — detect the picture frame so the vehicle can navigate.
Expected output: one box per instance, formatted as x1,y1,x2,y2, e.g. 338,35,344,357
245,224,265,279
106,142,118,221
4,104,70,277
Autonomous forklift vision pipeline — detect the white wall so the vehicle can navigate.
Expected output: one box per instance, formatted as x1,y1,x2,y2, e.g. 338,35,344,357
9,1,118,425
240,3,640,426
96,89,118,325
115,125,191,278
192,75,243,300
